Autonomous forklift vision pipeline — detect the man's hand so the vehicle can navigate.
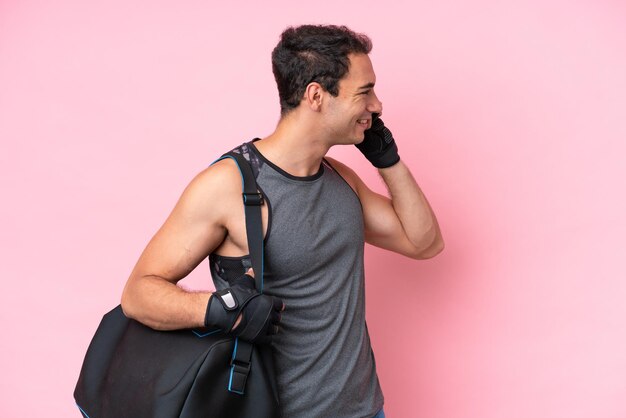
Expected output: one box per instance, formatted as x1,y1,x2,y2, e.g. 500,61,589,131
204,268,284,344
356,113,400,168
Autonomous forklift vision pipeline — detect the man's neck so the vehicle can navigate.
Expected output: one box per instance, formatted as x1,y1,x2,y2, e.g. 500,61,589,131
254,112,331,178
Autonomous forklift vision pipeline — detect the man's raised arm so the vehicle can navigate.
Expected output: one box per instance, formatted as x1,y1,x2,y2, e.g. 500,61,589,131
327,115,444,260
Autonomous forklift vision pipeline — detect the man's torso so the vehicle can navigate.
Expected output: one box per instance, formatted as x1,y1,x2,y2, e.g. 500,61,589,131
209,140,384,418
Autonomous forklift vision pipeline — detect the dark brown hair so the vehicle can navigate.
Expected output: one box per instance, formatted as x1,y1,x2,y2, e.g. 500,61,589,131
271,25,372,116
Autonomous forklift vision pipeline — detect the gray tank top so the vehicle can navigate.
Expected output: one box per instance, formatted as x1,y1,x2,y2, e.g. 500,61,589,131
209,139,384,418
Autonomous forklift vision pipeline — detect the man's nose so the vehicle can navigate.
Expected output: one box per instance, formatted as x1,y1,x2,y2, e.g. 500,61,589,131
367,92,383,114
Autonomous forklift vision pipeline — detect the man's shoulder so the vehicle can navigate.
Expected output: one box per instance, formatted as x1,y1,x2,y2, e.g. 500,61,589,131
323,156,360,194
181,152,245,212
198,156,241,190
195,141,254,186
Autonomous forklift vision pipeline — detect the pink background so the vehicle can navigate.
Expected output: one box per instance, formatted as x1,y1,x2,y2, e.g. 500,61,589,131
1,0,625,417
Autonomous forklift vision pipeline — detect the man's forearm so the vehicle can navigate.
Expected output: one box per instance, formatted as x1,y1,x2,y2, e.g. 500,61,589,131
379,160,444,255
121,275,211,331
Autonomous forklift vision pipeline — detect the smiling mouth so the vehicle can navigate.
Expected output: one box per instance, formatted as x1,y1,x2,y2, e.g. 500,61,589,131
357,119,370,127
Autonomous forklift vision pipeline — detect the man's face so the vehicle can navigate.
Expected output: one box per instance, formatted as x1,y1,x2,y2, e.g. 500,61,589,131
323,53,383,144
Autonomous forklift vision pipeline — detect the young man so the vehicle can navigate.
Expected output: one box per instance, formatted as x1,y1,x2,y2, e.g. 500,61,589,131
121,25,444,418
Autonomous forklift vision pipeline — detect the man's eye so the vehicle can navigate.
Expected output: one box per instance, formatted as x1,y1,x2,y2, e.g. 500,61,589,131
361,90,371,95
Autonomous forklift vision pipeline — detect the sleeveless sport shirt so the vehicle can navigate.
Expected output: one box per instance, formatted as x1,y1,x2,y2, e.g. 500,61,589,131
209,139,384,418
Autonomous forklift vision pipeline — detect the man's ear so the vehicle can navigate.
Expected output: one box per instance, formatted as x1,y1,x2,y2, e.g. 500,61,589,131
303,82,324,112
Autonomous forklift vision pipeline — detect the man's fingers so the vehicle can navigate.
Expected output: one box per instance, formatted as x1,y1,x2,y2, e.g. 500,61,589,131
246,268,254,278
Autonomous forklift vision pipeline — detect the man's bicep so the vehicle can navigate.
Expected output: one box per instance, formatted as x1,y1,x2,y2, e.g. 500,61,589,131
129,161,238,284
356,178,426,258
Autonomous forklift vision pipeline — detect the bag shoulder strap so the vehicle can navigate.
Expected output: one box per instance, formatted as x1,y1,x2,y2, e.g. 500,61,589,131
213,151,267,395
212,151,265,293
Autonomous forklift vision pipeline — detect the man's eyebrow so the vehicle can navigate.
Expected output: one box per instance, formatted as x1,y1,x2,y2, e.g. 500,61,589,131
357,82,375,91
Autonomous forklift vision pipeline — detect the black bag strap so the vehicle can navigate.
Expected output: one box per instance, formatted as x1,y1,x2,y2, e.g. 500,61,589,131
212,150,266,395
212,151,265,293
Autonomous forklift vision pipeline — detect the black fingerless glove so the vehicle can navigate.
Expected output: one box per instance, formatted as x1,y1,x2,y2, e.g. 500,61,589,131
204,273,283,344
356,113,400,168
